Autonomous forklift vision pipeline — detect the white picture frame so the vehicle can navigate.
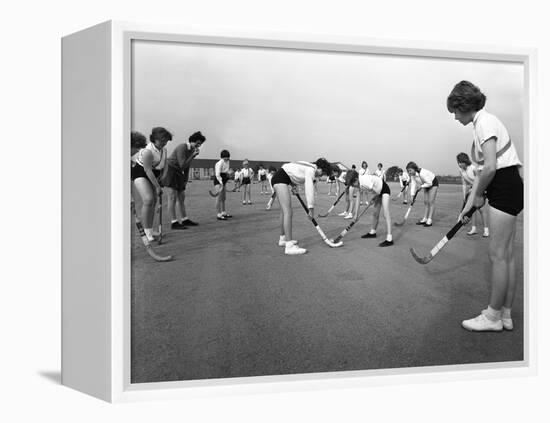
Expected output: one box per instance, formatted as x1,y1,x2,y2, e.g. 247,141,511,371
61,20,538,403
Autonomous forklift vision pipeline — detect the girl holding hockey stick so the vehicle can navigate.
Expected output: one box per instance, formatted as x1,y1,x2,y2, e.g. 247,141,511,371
457,152,489,237
213,149,232,220
271,159,339,255
347,170,393,246
397,168,410,204
406,161,439,227
449,80,523,332
240,159,254,205
131,127,172,241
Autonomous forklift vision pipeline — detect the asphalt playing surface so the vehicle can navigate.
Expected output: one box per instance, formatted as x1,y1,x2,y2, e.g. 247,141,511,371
131,180,524,383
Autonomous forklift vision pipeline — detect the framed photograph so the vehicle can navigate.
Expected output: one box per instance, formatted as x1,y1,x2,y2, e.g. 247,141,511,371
62,21,537,402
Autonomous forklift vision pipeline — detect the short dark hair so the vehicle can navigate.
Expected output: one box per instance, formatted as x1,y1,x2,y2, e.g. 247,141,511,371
150,127,173,143
268,166,277,172
447,80,486,113
189,131,206,144
131,131,147,149
314,158,333,176
361,161,368,168
456,152,472,166
220,149,230,158
377,163,383,167
406,161,420,173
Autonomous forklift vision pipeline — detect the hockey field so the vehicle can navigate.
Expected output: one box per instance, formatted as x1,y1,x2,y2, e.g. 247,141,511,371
130,180,524,383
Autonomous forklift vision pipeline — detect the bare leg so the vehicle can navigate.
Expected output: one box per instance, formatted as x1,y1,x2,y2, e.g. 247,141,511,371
488,206,517,310
427,186,438,221
177,191,186,219
134,178,156,228
381,194,392,236
274,184,293,240
167,188,178,222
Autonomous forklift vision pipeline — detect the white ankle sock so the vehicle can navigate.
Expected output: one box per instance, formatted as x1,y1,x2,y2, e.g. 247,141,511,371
486,306,502,321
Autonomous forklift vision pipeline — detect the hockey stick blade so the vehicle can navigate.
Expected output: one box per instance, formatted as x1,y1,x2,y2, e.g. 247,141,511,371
409,247,432,264
209,189,220,197
146,246,173,262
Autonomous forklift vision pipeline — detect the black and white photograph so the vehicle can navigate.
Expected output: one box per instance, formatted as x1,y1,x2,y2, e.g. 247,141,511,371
130,38,525,383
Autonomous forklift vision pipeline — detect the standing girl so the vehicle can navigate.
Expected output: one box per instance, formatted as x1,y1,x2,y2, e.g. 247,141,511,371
456,152,489,237
448,80,523,331
213,150,232,220
271,159,338,255
406,161,439,227
258,164,268,194
359,161,370,205
240,159,254,205
131,127,172,241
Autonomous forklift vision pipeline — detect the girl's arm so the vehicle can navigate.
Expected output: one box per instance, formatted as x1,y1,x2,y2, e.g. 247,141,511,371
215,161,223,185
141,150,162,193
304,168,316,212
461,175,468,200
474,138,497,197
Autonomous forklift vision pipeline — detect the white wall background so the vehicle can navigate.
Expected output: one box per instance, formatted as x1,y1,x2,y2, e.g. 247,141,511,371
2,0,548,421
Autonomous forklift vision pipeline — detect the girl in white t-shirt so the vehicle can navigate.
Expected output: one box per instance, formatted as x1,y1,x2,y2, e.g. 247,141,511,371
271,158,339,255
131,127,172,241
240,159,254,205
456,152,488,237
258,165,268,194
448,80,523,332
406,162,439,227
359,161,370,205
213,150,232,220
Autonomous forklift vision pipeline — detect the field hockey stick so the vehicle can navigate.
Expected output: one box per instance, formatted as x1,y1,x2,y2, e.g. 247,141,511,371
131,198,172,262
157,192,163,245
293,192,343,248
318,188,348,218
410,207,477,264
265,192,276,210
392,185,406,201
394,189,421,226
331,197,377,243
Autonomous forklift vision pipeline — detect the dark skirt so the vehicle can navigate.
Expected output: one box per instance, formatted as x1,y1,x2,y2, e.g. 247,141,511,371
381,180,391,196
486,166,523,216
213,173,229,186
271,168,292,186
159,165,187,192
260,174,267,181
131,164,161,182
241,176,251,185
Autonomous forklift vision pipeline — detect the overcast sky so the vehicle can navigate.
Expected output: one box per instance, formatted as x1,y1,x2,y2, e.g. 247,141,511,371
132,40,524,175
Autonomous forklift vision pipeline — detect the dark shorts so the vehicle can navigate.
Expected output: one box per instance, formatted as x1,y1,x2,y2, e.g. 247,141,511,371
241,177,251,185
213,173,229,186
423,177,439,189
271,168,292,186
260,175,267,181
159,165,187,192
381,180,391,196
486,166,523,216
131,164,161,182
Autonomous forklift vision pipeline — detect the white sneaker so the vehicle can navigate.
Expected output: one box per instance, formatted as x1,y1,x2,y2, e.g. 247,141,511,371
285,242,307,255
345,212,354,219
483,228,490,237
462,313,503,332
502,317,513,330
146,234,155,242
278,237,289,247
467,227,478,235
338,211,347,217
